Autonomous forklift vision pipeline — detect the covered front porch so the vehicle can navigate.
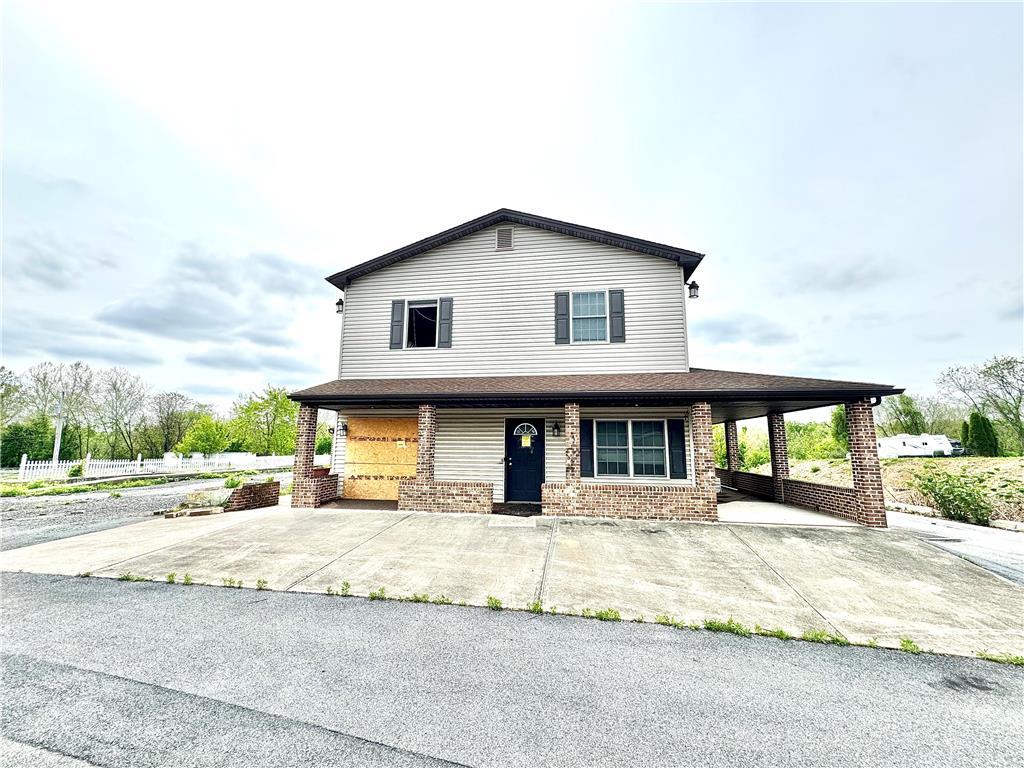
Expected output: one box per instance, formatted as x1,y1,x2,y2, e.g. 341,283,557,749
289,370,899,528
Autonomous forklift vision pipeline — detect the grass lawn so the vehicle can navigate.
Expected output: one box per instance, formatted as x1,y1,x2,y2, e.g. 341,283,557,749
752,456,1024,522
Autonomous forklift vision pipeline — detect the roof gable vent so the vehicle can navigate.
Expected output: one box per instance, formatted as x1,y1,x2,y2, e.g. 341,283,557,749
495,226,514,251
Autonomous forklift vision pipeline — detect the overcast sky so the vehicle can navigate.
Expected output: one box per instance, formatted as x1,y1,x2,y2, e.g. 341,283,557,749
2,1,1021,416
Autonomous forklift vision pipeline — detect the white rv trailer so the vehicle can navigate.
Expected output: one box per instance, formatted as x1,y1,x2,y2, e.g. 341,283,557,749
876,433,955,458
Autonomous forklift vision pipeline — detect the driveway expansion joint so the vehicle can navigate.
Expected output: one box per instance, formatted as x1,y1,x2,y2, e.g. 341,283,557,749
284,512,417,592
535,518,559,604
725,525,846,638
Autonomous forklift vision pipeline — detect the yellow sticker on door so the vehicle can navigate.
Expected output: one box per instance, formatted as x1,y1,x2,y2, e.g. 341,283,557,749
521,434,532,448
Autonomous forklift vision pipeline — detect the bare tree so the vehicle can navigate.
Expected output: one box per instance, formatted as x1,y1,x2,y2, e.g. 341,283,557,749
146,392,204,454
95,368,148,458
939,356,1024,453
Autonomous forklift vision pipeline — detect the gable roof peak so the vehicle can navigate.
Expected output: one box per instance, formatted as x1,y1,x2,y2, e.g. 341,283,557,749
326,208,705,288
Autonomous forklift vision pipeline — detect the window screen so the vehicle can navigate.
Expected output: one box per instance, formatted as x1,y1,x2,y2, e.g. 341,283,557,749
631,421,667,477
595,421,629,475
571,291,607,342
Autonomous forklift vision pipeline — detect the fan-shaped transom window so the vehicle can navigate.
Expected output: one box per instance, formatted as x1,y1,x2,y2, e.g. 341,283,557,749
513,423,538,437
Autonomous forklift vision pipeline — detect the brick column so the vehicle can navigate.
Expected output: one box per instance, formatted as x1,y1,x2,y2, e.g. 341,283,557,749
416,404,436,481
293,404,317,482
564,402,581,484
724,420,740,471
691,402,718,520
767,412,789,502
846,399,887,528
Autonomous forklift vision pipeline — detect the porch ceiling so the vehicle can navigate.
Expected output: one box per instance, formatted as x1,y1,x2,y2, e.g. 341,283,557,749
290,368,901,417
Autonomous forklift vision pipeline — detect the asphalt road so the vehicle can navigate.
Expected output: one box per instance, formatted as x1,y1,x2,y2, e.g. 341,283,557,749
889,510,1024,586
0,473,291,551
2,572,1021,768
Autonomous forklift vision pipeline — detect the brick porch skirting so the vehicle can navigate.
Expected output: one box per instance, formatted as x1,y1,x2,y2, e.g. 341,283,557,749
398,479,493,514
292,475,341,508
782,478,860,523
541,482,717,522
715,468,774,499
225,480,280,512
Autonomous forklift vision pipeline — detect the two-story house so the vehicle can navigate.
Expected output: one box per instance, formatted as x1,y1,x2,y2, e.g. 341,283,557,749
289,209,901,527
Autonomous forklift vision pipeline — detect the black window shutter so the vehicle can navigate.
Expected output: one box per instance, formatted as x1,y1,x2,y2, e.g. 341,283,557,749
580,418,594,477
668,418,687,479
437,297,453,348
389,300,405,349
609,289,626,343
554,292,570,344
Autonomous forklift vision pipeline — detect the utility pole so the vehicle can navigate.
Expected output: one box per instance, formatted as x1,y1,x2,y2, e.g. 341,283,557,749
51,391,66,466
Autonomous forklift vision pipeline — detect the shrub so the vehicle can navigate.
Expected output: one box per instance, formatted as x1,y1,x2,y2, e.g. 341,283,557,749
224,475,243,489
68,463,84,478
916,469,992,525
966,412,999,457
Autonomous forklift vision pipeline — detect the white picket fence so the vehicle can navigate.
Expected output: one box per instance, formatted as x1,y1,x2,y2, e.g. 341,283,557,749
15,452,326,483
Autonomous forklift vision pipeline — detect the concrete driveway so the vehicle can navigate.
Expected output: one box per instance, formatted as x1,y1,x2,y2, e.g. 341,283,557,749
1,504,1021,658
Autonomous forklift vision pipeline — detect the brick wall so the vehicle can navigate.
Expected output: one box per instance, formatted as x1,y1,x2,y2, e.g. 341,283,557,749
416,404,437,480
398,479,493,514
767,412,789,502
292,475,340,508
564,402,581,483
782,478,859,522
541,482,717,521
724,421,740,471
716,468,774,499
846,399,887,528
225,480,280,512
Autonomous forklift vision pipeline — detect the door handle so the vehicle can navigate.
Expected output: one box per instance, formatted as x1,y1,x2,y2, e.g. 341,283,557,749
503,456,511,466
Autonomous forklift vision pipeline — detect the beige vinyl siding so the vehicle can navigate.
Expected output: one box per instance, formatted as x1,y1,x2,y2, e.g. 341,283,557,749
435,409,565,503
330,413,347,475
339,223,689,378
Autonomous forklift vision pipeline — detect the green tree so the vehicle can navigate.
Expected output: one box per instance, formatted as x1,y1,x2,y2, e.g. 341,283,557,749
880,394,927,436
940,356,1024,454
966,412,999,457
741,427,769,470
830,405,848,453
315,423,333,455
785,422,845,461
960,420,970,450
176,414,229,456
229,387,299,455
0,413,56,466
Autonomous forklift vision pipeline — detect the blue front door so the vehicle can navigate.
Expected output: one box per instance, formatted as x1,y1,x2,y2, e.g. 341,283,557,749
504,419,545,502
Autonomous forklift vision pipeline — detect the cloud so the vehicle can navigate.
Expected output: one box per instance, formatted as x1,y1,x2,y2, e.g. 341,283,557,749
995,293,1022,322
185,347,319,374
6,233,118,290
248,252,325,297
787,256,895,294
2,310,161,366
184,383,238,396
694,314,797,346
94,243,313,346
917,329,964,343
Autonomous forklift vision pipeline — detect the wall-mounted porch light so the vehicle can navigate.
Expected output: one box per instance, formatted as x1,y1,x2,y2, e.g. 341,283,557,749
686,281,700,299
335,298,345,314
552,421,562,437
339,422,348,435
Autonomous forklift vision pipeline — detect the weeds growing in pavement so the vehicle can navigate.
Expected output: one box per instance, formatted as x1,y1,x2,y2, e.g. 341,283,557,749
801,629,849,646
431,594,452,605
166,573,176,584
117,572,147,582
976,650,1024,666
527,600,543,614
485,595,503,610
183,573,193,585
340,581,351,596
368,587,387,601
256,578,268,591
326,585,336,596
703,618,751,637
222,577,243,589
408,593,430,603
755,625,794,641
77,572,92,578
592,608,622,622
899,637,923,654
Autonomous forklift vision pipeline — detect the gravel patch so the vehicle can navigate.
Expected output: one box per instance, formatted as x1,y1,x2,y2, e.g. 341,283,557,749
0,473,291,552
